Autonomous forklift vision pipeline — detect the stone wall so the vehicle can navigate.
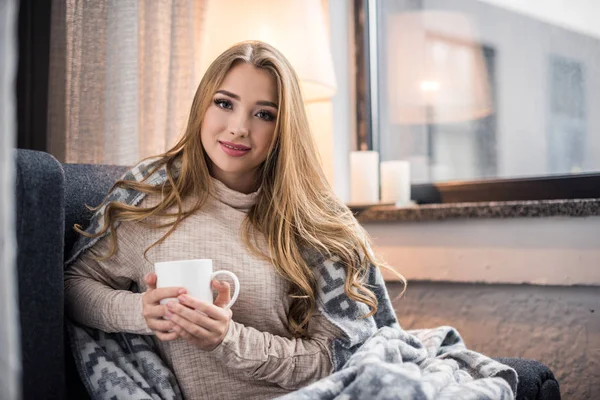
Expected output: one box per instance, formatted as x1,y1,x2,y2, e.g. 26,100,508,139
387,281,600,399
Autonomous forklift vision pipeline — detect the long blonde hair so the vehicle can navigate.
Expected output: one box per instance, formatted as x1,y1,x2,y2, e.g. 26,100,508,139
78,41,404,337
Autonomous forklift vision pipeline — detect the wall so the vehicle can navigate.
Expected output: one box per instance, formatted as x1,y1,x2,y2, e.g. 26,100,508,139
365,217,600,285
386,281,600,399
364,216,600,399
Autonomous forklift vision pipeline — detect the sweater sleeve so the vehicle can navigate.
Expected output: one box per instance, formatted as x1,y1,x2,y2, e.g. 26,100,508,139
209,310,342,390
64,221,153,335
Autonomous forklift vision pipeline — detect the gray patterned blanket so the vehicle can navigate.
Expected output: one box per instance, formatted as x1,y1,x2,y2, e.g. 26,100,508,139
65,157,517,399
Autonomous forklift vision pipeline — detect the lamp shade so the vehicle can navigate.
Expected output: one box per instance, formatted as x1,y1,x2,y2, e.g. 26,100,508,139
200,0,336,102
387,11,492,124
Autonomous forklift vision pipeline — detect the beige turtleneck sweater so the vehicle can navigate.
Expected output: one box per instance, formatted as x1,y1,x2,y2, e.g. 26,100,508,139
64,179,342,400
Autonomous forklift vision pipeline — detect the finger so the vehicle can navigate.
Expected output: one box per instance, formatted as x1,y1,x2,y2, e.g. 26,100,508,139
172,324,193,342
170,312,212,339
148,287,187,304
145,273,157,290
173,324,188,340
146,318,175,333
167,302,221,332
178,295,230,321
155,330,179,342
212,280,231,309
143,303,171,320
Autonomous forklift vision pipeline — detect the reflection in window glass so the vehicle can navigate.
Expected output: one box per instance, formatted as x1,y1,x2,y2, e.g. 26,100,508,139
548,55,586,174
375,0,600,183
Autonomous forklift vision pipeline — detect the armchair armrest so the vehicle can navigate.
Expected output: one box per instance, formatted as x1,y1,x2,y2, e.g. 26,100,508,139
495,357,561,400
15,149,66,399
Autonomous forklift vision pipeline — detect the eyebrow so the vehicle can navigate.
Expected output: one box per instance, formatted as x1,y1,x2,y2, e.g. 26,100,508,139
215,89,278,109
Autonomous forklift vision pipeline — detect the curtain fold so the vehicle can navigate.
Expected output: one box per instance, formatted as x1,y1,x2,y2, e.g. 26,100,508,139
48,0,205,165
0,0,21,399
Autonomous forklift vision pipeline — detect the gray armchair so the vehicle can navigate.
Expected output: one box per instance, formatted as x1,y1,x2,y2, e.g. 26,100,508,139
14,149,560,399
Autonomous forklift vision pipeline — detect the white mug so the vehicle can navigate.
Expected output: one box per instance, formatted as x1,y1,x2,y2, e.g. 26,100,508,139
154,259,240,309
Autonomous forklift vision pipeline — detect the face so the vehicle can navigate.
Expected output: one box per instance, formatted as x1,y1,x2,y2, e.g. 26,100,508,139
201,62,278,193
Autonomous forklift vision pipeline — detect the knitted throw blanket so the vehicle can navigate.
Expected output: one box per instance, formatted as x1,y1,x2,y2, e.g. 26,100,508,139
65,158,517,400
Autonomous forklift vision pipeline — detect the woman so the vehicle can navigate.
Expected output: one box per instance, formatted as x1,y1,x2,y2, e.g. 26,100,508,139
65,41,398,399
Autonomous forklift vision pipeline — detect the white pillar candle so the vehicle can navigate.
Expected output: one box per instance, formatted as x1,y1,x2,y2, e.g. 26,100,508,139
350,151,379,204
380,160,411,205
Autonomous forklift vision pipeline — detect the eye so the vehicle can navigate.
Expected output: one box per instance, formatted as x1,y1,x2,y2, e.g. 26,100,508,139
214,98,232,110
256,110,275,122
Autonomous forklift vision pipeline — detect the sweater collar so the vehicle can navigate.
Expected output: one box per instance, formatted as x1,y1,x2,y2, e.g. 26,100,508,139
210,177,259,211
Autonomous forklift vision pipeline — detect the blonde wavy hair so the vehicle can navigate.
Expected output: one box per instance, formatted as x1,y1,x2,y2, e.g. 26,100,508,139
77,41,405,337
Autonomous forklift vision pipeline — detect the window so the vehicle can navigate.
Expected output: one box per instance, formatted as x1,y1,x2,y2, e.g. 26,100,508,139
548,55,586,175
355,0,600,202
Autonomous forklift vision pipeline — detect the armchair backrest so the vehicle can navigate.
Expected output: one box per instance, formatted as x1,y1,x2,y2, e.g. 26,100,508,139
62,163,129,257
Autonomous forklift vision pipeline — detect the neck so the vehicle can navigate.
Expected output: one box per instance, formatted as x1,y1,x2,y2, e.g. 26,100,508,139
209,167,259,194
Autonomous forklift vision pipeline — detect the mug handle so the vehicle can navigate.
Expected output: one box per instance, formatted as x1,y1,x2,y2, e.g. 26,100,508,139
211,270,240,310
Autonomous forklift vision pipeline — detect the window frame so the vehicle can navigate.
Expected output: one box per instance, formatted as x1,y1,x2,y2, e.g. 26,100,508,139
354,0,600,205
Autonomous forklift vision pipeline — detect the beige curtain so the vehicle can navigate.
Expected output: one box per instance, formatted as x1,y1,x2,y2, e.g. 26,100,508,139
0,0,20,399
48,0,206,165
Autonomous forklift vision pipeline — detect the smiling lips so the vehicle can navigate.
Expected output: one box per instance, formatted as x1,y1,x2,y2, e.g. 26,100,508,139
219,140,251,157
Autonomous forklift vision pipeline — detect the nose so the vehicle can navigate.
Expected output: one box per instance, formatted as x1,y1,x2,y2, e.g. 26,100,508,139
229,113,249,138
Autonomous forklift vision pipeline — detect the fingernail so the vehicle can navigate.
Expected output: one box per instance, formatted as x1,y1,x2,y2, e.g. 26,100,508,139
166,302,174,309
178,288,187,294
178,295,187,302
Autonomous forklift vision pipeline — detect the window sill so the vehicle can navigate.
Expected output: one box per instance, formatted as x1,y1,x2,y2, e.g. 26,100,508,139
352,198,600,223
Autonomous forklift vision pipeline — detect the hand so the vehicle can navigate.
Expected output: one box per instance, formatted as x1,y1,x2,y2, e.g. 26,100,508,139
166,280,233,351
142,272,186,341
